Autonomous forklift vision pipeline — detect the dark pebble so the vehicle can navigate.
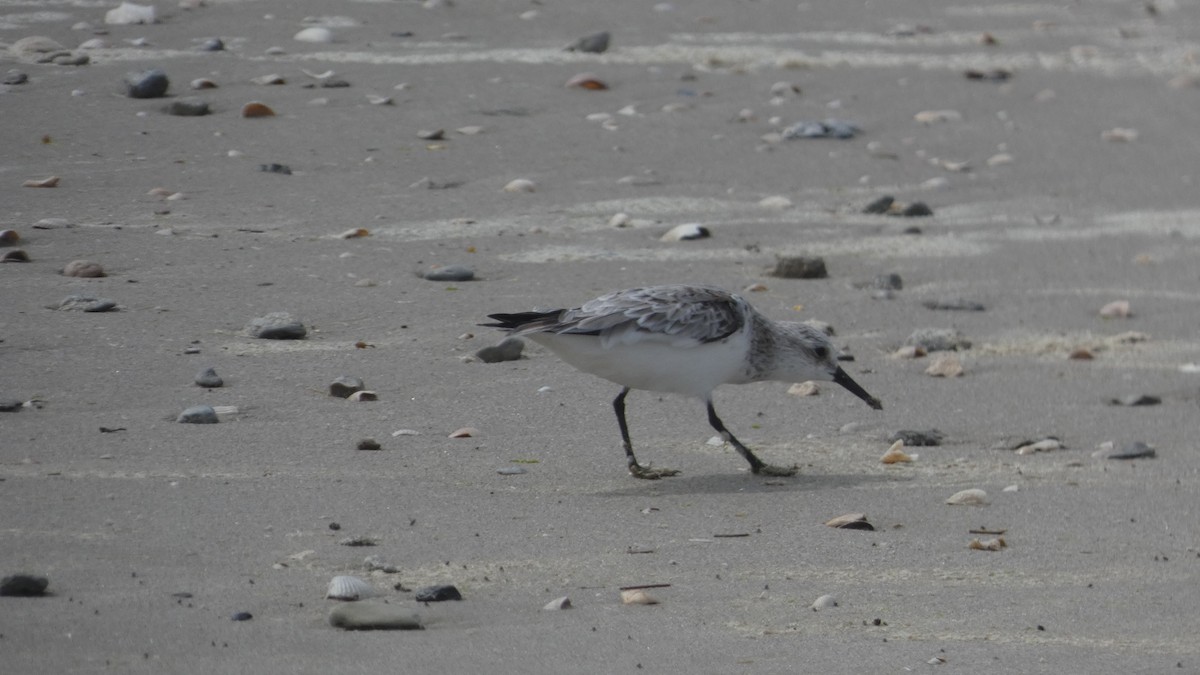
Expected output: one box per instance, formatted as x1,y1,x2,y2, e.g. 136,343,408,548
475,337,524,363
772,255,827,279
177,405,219,424
231,611,253,621
245,312,306,339
194,367,223,388
863,196,894,214
357,438,382,451
330,376,365,398
199,38,225,52
124,68,169,98
899,202,933,217
871,273,903,291
0,399,23,412
340,536,379,547
414,584,462,602
0,574,49,596
167,97,210,116
329,522,341,531
965,68,1012,82
259,163,292,175
782,119,859,139
1107,394,1161,407
319,78,352,88
1109,442,1156,460
889,429,944,446
3,71,28,85
922,298,986,312
497,466,527,475
566,31,610,53
422,265,475,282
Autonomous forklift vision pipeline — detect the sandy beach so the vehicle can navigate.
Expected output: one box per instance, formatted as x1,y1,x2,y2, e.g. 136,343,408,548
3,0,1200,672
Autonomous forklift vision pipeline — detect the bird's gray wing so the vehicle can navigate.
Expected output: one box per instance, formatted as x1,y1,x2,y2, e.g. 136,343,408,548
557,285,745,347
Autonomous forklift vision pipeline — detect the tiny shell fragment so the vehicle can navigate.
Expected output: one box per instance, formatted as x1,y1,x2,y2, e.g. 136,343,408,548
811,594,838,610
880,440,913,464
1014,438,1062,455
566,73,608,90
338,228,370,239
1099,300,1131,319
787,381,819,397
543,596,572,610
946,488,989,506
968,537,1007,551
241,101,275,118
620,589,658,605
1101,128,1138,142
824,513,874,530
23,176,60,188
503,178,536,193
925,354,964,377
449,427,478,438
348,391,378,402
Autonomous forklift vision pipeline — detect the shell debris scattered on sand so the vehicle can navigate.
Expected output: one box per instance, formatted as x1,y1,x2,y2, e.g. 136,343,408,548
327,575,375,601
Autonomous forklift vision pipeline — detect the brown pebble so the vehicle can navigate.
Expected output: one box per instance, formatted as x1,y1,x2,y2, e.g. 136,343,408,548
241,101,275,118
0,229,19,246
1068,347,1095,360
357,438,382,451
824,513,874,530
62,259,106,278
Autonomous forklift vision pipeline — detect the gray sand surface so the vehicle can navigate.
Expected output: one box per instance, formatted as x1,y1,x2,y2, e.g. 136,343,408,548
3,1,1199,672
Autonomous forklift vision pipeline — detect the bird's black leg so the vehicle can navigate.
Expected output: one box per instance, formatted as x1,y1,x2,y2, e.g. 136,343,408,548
705,399,798,477
613,388,680,479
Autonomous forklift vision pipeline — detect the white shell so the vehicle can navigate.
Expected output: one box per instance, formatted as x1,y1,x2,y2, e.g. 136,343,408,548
503,178,536,193
327,575,374,601
811,594,838,610
294,27,334,43
946,488,989,506
620,589,658,605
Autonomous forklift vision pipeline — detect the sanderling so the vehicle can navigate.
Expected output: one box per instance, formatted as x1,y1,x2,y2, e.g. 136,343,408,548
483,284,882,479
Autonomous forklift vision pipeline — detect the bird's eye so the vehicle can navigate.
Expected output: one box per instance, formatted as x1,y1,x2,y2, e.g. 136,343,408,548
813,346,829,359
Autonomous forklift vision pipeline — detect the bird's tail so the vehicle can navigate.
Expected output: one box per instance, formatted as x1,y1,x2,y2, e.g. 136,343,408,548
480,310,562,333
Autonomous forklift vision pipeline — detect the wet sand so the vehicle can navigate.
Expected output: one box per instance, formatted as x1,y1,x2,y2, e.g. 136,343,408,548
3,1,1200,672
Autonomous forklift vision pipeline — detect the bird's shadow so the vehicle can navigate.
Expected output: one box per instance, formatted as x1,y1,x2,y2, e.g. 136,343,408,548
592,470,907,498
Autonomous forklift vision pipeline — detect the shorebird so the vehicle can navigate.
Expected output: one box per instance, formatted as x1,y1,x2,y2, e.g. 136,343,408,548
483,285,883,479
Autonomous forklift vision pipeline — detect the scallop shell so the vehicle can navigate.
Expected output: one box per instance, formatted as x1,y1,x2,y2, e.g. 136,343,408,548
327,575,374,601
945,488,989,506
880,440,914,464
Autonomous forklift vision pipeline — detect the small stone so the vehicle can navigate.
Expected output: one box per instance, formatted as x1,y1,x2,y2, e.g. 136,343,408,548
660,223,710,242
503,178,536,193
62,260,105,278
1099,300,1131,319
1068,347,1095,360
0,230,18,247
294,27,334,43
543,596,572,610
177,405,219,424
414,585,462,602
56,295,117,312
899,202,933,217
620,589,658,605
124,69,169,99
1108,394,1161,407
194,367,223,388
3,71,29,85
905,328,970,352
497,466,527,475
782,119,859,139
871,273,903,291
166,97,210,116
0,400,24,412
339,536,379,547
889,429,943,446
892,345,926,359
251,74,286,86
329,602,423,630
0,574,49,597
245,312,306,339
758,195,793,210
824,513,874,530
259,163,291,175
199,38,225,52
329,376,365,398
922,298,986,311
105,2,156,25
772,255,827,279
925,354,964,377
1109,442,1156,460
422,265,474,282
863,196,894,214
241,101,275,118
357,438,381,451
417,129,446,140
945,488,988,506
811,594,838,610
968,538,1007,551
565,31,609,53
475,337,524,363
11,36,65,59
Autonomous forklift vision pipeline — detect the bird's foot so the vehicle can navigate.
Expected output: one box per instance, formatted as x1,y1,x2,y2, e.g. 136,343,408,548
629,463,681,480
752,463,799,477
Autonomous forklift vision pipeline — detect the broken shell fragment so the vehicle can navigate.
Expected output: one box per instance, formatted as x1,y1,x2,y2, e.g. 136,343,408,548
449,427,479,438
23,176,60,188
824,513,874,530
1099,300,1131,319
338,228,370,239
566,72,608,90
880,440,914,464
241,101,275,118
946,488,989,506
787,381,819,397
503,178,536,193
543,596,572,610
811,594,838,610
1014,438,1062,455
327,575,375,601
62,259,105,278
348,391,378,402
620,589,658,605
660,223,710,242
968,537,1007,551
925,353,964,377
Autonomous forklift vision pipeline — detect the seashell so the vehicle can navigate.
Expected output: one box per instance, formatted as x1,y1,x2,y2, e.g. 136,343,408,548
1099,300,1131,319
449,427,478,438
543,596,572,610
608,212,630,228
366,95,393,105
338,228,370,239
1068,347,1094,360
987,153,1013,166
1014,438,1062,455
1,229,21,246
824,513,874,530
329,376,365,398
251,74,286,86
880,440,913,464
660,223,710,242
348,390,378,402
191,78,217,90
620,589,658,605
23,176,60,188
62,259,105,278
392,429,420,436
417,129,445,140
503,178,536,193
565,73,608,90
968,537,1006,551
946,488,988,506
787,381,819,397
811,594,838,610
758,195,793,210
893,345,927,359
294,27,334,43
456,126,483,136
241,102,275,118
744,282,768,293
414,585,462,602
1,249,30,263
925,354,964,377
327,575,375,601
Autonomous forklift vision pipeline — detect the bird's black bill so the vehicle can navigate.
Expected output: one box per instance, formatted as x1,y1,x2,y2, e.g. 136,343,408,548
833,367,883,410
